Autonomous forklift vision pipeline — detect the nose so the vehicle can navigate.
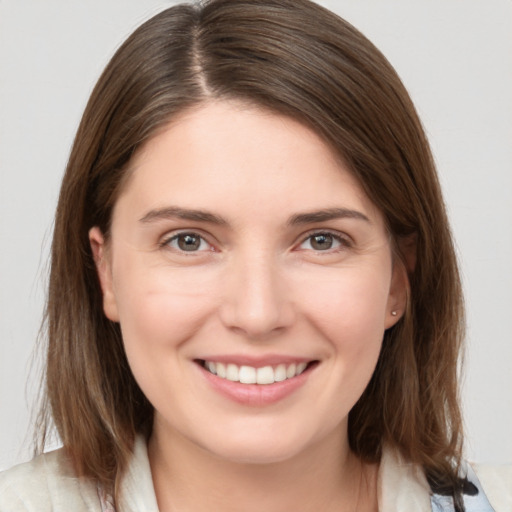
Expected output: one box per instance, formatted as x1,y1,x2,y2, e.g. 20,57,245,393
218,251,295,340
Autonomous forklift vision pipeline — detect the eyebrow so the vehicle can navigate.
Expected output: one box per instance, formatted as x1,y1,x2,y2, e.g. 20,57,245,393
287,207,370,226
139,207,228,225
139,206,370,226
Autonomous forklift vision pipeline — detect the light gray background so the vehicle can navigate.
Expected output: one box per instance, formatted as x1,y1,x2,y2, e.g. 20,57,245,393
1,0,511,470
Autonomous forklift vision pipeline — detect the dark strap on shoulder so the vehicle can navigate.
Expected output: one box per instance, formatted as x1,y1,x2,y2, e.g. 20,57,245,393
430,463,496,512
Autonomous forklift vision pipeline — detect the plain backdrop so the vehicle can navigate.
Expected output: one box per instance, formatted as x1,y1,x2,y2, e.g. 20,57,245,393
1,0,511,471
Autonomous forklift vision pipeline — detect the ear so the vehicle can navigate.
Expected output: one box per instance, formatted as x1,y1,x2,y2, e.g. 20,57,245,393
384,259,409,329
89,227,120,322
384,235,416,329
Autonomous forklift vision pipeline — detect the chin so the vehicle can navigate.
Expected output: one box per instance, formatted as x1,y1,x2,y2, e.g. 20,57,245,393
194,421,327,466
209,440,306,466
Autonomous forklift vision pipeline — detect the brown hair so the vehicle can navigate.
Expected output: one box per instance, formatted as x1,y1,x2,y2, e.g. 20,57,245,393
38,0,465,507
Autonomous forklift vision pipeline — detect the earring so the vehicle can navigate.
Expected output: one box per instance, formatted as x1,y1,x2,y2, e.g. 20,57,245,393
391,310,398,316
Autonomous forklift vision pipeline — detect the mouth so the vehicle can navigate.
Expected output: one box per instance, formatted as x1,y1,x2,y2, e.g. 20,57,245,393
196,359,318,385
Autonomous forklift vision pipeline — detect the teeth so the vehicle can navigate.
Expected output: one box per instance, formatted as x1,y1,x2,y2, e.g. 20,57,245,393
216,362,226,379
296,362,307,374
256,366,274,385
203,360,311,385
239,366,256,384
274,364,287,382
206,361,217,374
286,363,296,378
226,364,239,382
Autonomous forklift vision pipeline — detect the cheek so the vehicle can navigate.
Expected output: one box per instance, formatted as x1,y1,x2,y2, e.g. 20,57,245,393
111,263,220,358
300,269,390,410
298,266,391,343
111,266,223,415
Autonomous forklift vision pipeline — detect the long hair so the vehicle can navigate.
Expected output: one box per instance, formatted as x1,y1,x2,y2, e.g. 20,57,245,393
38,0,465,506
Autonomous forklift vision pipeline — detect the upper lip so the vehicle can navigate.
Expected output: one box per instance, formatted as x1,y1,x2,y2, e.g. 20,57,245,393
195,354,316,368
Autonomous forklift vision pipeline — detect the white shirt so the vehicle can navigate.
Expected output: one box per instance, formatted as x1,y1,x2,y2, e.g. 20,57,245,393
1,436,510,511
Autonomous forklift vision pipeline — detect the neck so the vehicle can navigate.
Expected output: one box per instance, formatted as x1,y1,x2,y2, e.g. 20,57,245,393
148,421,378,512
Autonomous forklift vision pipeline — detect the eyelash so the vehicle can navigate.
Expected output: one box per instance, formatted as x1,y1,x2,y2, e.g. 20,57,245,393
297,230,352,253
160,230,352,254
160,231,214,254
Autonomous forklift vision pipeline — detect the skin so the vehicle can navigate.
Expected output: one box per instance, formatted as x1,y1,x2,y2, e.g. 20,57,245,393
90,100,407,511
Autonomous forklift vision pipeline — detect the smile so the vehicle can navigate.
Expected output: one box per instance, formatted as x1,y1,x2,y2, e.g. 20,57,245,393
201,360,309,385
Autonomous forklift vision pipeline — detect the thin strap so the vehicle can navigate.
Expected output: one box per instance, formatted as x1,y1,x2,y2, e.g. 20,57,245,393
430,463,496,512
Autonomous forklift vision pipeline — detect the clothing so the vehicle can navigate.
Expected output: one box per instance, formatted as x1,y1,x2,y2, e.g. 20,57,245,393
0,436,510,511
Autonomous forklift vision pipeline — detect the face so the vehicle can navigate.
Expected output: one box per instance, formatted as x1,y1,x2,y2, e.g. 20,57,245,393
90,101,406,465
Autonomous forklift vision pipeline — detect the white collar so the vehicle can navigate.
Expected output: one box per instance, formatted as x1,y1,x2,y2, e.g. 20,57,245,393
118,436,432,512
117,435,160,512
378,445,432,512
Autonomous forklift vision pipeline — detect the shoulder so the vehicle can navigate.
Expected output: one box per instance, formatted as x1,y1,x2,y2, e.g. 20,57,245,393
0,449,100,512
378,446,432,512
379,447,512,512
472,463,512,512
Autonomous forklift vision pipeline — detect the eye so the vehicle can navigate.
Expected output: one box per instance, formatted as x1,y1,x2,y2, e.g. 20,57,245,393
299,232,347,251
164,232,212,252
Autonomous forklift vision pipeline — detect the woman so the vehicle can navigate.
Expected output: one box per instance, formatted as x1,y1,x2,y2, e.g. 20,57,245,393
0,0,509,511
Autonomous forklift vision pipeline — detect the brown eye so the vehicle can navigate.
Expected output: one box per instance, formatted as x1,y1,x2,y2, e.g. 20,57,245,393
310,233,334,250
166,233,209,252
178,234,201,251
298,232,346,252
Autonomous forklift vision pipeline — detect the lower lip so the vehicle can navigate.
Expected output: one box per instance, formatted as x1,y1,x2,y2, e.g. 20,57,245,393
197,363,315,406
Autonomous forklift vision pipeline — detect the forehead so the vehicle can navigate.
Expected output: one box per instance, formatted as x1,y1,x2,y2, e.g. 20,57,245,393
113,100,383,227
